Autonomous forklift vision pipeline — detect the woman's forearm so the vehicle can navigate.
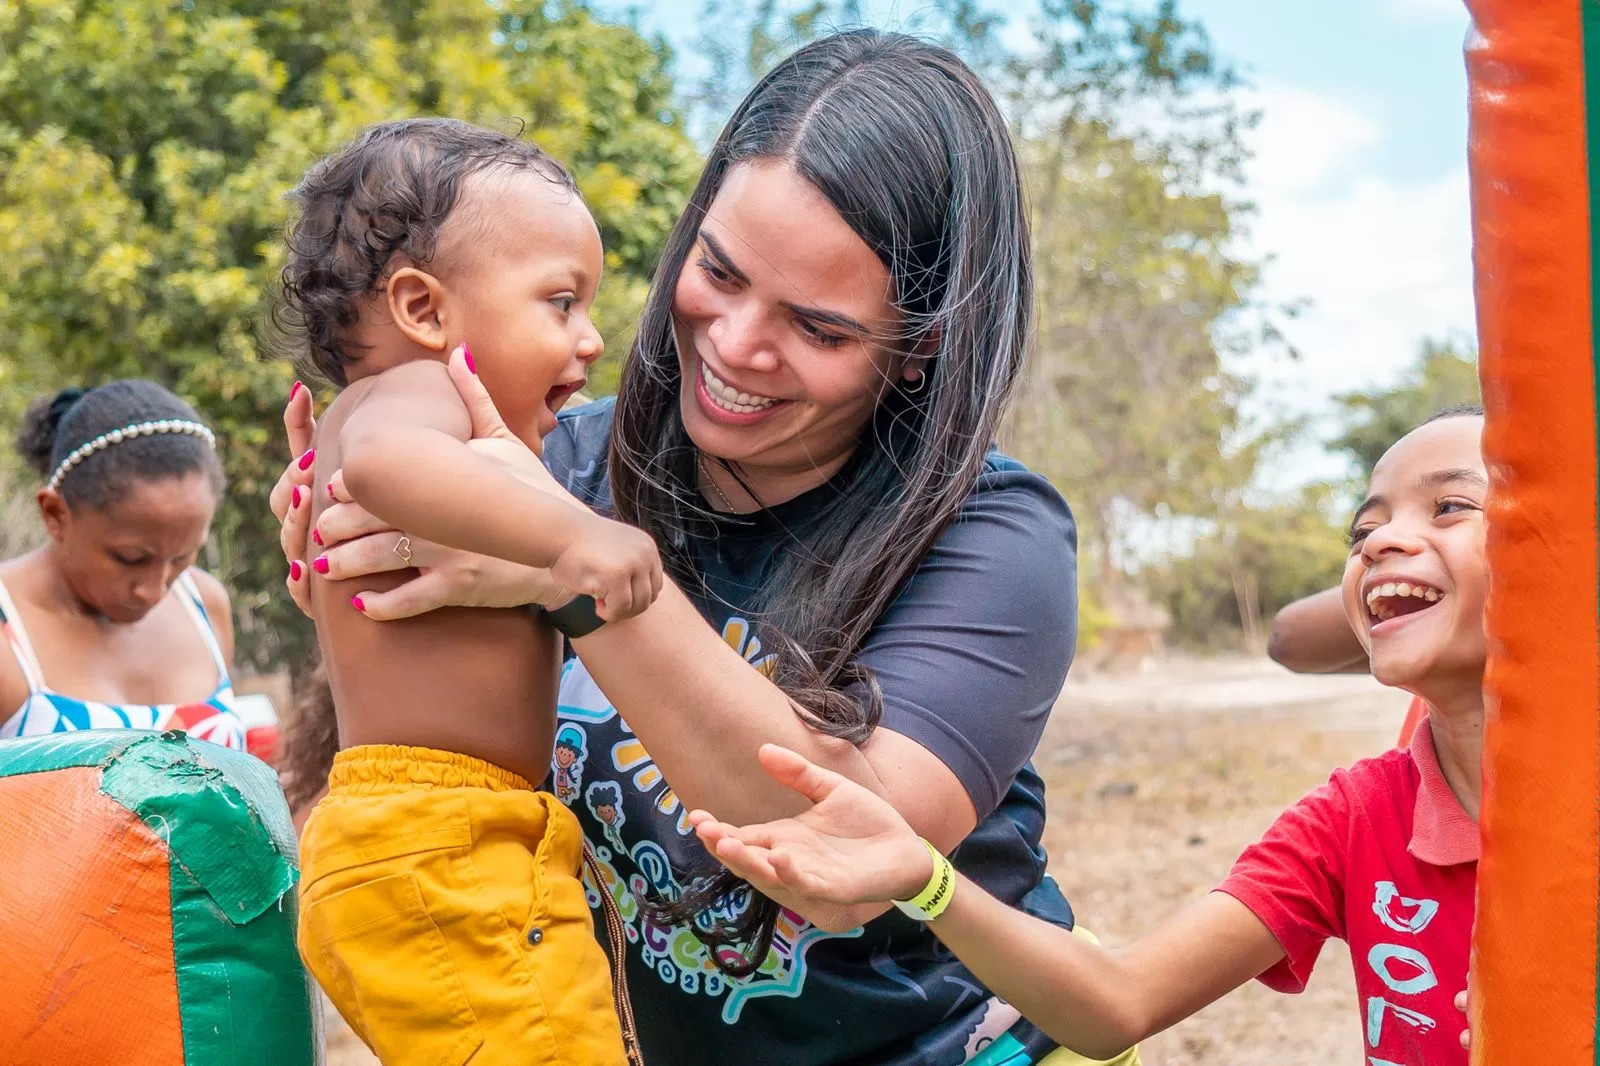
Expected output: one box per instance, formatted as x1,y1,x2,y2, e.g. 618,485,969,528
572,581,886,823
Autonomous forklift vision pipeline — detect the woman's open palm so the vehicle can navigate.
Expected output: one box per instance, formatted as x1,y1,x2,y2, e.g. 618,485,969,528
689,745,935,909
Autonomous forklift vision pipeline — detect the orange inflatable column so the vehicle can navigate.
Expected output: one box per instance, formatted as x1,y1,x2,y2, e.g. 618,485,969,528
1464,1,1600,1061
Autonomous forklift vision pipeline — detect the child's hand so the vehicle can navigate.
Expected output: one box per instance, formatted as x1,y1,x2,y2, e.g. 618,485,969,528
550,517,663,621
689,744,936,907
1456,986,1470,1049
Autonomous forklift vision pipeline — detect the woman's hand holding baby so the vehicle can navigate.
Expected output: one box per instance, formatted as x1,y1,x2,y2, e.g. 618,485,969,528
272,381,318,616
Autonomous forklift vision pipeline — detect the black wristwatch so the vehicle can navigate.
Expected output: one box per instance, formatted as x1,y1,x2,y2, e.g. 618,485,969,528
539,594,606,638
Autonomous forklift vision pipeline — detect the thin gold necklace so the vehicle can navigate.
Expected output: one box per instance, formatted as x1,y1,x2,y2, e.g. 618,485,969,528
698,454,738,511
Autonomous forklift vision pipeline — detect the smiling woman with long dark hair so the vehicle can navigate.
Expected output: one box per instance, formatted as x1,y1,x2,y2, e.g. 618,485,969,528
274,30,1132,1066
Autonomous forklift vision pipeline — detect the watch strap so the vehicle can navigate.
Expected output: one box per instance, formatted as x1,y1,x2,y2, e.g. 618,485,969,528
540,594,606,638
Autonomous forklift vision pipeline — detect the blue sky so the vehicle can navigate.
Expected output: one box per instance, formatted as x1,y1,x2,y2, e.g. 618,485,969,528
1182,0,1476,413
624,0,1479,478
1187,0,1470,188
1164,0,1477,486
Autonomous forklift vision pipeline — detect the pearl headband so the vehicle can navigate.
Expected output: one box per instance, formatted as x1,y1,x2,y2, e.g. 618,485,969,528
46,419,217,493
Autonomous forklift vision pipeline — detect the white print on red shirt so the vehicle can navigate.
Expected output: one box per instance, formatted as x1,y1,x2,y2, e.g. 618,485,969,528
1365,880,1442,1062
1373,882,1440,935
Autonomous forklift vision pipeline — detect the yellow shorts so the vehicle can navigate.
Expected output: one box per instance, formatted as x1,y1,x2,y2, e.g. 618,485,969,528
297,745,626,1066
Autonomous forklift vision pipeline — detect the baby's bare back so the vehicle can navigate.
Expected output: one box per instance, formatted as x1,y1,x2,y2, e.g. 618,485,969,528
309,381,559,787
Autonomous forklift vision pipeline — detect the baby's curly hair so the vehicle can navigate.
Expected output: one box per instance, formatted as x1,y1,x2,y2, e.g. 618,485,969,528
277,118,578,386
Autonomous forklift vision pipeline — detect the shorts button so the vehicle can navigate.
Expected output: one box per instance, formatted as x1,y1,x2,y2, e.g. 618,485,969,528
527,927,544,945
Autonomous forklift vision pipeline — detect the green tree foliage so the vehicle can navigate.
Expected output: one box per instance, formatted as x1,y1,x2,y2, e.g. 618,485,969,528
1328,336,1480,479
1146,338,1480,650
1144,486,1350,651
0,458,42,563
1005,120,1265,583
684,0,1234,146
992,0,1278,589
0,0,699,676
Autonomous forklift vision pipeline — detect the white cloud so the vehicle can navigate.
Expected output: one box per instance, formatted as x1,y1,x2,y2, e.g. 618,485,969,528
1238,85,1382,197
1232,83,1476,484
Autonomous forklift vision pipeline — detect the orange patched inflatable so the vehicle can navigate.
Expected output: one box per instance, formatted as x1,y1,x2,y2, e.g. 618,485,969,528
0,729,317,1064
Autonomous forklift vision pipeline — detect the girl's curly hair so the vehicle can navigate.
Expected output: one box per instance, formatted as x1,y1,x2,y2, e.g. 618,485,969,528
276,118,578,386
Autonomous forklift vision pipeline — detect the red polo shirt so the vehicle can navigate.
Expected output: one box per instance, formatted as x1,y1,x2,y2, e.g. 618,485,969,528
1217,717,1475,1065
1398,695,1429,745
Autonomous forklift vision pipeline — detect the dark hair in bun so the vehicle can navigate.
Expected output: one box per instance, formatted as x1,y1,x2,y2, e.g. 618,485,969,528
17,380,224,509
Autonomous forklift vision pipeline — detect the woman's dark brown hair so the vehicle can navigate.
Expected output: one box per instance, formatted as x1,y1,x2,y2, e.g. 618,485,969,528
610,30,1033,974
279,657,340,815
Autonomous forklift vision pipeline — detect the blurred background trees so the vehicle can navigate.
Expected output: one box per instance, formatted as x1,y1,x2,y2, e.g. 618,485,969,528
0,0,1477,675
0,0,700,674
1328,336,1479,479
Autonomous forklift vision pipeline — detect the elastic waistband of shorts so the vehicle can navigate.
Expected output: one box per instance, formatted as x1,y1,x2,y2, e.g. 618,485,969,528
327,744,535,794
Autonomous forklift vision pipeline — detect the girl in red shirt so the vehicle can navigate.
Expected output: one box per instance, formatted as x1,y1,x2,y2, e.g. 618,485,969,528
689,407,1486,1063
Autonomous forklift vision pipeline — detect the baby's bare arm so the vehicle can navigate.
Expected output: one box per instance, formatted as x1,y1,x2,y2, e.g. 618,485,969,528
339,359,661,619
338,360,589,570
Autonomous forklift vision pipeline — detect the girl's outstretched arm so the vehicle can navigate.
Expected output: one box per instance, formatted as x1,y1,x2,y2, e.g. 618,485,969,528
690,745,1287,1060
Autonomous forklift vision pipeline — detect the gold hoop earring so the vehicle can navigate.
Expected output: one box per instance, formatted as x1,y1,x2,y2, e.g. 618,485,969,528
902,371,928,395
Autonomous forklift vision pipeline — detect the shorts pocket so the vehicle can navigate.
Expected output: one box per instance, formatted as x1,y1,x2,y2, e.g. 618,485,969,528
300,793,473,889
301,872,484,1066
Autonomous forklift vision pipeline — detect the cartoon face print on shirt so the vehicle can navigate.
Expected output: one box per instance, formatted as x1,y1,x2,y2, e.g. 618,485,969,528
553,723,589,805
586,779,627,851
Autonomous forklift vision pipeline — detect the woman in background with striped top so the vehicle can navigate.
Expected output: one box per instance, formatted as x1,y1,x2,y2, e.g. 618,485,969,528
0,380,244,750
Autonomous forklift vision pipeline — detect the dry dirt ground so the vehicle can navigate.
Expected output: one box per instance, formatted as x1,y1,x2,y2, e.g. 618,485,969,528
321,657,1408,1065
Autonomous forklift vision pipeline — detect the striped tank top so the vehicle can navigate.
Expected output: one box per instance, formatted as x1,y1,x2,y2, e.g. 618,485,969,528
0,571,245,750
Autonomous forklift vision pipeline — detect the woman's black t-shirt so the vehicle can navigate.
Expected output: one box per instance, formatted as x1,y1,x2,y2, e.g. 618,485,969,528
543,399,1080,1066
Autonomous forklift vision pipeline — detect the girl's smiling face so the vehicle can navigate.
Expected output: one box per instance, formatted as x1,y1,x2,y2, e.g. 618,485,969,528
1341,414,1488,702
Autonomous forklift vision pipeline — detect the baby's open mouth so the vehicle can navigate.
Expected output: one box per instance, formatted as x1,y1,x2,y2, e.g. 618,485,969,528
545,380,585,410
1365,581,1443,624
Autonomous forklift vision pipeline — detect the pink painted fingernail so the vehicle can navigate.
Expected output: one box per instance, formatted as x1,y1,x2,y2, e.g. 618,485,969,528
351,596,366,613
326,481,337,501
312,529,323,547
463,343,476,374
290,380,305,403
314,556,329,574
291,485,303,510
289,560,304,582
298,448,316,471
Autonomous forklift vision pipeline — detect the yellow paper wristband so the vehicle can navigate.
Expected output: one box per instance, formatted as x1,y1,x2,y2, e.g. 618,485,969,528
892,839,956,922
